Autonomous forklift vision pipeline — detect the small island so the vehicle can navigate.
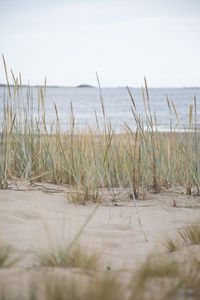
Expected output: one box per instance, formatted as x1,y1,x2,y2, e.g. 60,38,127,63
77,84,95,88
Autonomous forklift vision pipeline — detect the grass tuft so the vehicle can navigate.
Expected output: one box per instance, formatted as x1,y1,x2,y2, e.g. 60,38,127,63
135,255,180,287
37,246,99,270
42,273,123,300
163,236,179,252
0,243,18,268
69,187,101,205
178,222,200,245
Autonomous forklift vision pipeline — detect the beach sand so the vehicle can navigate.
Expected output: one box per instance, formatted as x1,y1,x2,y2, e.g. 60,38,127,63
0,182,200,297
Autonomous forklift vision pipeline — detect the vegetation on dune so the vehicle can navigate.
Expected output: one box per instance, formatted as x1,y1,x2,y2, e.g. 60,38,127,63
178,222,200,245
0,55,200,202
1,55,200,299
163,235,180,253
37,204,99,269
42,274,124,300
1,250,200,300
162,221,200,254
69,187,102,205
37,246,99,270
0,242,18,268
129,254,200,300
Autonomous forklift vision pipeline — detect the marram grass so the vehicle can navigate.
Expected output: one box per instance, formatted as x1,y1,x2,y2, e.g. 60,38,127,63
162,221,200,253
1,56,200,200
37,246,99,270
1,250,200,300
178,222,200,245
0,242,18,268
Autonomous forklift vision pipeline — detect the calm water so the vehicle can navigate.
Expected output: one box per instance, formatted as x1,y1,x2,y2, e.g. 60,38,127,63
0,86,200,132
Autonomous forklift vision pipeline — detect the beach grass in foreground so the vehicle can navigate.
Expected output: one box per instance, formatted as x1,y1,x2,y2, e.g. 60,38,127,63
0,56,200,201
0,238,200,300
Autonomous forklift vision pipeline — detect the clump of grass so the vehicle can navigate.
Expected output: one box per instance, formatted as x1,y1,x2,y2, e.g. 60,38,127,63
0,243,17,268
44,278,81,300
172,199,177,207
163,236,179,253
178,222,200,245
1,251,200,300
37,205,99,270
27,273,124,300
69,187,101,205
85,274,124,300
43,273,124,300
135,255,180,287
37,245,99,270
167,255,200,300
163,222,200,253
130,255,194,300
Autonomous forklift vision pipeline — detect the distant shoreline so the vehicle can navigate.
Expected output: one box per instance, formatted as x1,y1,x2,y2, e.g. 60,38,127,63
0,83,200,89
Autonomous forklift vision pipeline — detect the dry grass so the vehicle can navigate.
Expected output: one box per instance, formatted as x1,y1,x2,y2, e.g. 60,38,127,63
69,187,102,205
43,274,123,300
129,253,200,300
178,222,200,245
163,236,180,253
135,255,180,287
37,245,99,270
1,57,200,201
37,204,99,270
0,271,124,300
0,244,200,299
0,242,18,268
163,222,200,253
1,57,200,300
59,274,122,300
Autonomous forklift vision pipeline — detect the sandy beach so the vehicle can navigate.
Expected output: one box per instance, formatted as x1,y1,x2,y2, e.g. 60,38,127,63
0,182,200,298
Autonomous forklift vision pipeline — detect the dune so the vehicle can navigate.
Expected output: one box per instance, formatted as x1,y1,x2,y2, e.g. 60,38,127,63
0,182,200,298
0,182,199,269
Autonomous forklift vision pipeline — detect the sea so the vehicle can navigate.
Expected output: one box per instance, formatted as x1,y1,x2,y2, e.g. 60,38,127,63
0,86,200,132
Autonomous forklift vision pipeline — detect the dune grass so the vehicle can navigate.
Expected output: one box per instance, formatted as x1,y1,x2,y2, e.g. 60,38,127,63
130,253,200,300
163,222,200,253
0,57,200,201
69,187,102,205
0,242,17,268
1,251,200,300
0,272,124,300
135,255,180,286
42,273,124,300
163,235,180,253
37,203,99,269
37,245,99,270
178,222,200,245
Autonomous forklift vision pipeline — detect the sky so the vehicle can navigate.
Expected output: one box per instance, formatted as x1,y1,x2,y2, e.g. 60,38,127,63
1,0,200,87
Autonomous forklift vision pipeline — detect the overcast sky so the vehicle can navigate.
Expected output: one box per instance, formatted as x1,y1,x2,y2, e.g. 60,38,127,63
1,0,200,87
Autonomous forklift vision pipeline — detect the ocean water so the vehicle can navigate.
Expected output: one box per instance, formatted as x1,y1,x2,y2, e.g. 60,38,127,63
0,86,200,132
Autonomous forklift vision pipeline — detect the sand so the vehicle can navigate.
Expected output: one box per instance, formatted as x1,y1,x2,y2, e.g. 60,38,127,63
0,182,200,297
0,182,200,268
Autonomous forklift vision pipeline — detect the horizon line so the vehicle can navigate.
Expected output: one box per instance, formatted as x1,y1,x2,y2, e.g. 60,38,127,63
0,83,199,89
